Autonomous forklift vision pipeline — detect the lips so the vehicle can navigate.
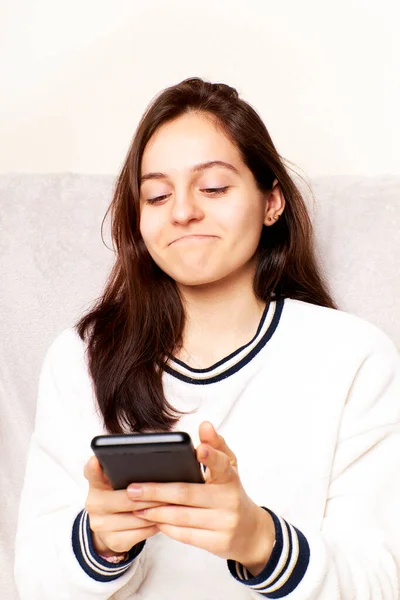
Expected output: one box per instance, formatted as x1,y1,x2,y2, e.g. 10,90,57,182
169,234,217,245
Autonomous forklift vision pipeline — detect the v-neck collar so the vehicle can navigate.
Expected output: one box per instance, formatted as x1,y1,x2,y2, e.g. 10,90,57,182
163,299,284,385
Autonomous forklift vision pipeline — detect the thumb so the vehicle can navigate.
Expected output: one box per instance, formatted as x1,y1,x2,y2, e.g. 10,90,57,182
199,421,237,468
84,455,113,490
197,444,236,484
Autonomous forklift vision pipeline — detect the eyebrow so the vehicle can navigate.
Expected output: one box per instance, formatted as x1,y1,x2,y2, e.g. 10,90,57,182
139,160,240,184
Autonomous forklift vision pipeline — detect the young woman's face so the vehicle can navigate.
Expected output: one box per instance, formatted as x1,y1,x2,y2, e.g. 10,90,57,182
139,111,271,288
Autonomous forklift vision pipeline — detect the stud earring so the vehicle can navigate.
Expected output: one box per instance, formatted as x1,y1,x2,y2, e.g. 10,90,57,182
267,216,273,222
274,214,280,221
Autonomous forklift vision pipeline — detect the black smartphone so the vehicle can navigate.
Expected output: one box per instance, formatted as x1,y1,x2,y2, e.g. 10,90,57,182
91,431,205,490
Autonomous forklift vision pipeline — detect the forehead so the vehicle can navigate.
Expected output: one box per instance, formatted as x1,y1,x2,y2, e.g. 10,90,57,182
141,112,243,176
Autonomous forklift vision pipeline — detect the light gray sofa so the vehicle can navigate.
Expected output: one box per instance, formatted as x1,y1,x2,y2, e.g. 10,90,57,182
1,173,399,599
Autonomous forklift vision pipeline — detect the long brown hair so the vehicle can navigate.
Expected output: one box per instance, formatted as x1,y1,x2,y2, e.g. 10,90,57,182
75,77,336,434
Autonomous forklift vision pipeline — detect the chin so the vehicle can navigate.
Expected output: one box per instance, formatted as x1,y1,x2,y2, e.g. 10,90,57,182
175,275,221,288
167,268,227,288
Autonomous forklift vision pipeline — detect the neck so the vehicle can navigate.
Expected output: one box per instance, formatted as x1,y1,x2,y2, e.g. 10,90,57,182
176,268,266,368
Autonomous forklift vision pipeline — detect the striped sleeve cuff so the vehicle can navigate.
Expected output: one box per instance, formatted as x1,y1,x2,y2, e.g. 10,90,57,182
72,509,145,582
227,508,310,598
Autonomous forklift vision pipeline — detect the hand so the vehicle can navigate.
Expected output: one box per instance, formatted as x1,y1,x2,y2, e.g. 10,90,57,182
127,422,275,574
83,456,160,556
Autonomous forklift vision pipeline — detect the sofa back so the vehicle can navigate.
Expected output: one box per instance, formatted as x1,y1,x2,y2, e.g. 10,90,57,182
1,173,399,599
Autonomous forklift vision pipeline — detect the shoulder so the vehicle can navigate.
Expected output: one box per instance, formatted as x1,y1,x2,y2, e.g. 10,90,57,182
35,327,98,424
280,298,398,357
48,326,87,353
46,326,87,359
41,326,89,382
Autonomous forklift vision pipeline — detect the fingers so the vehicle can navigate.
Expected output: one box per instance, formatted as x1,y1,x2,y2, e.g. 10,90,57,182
89,511,157,533
198,422,237,468
84,456,113,491
84,456,162,555
86,489,163,515
197,444,236,484
85,456,163,512
135,505,233,531
126,451,236,505
93,525,159,555
127,481,217,508
155,524,221,554
198,421,219,447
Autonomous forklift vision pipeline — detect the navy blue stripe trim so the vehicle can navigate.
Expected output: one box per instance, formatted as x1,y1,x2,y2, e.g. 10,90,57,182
227,508,283,583
72,510,145,582
259,520,294,595
171,301,271,373
164,299,284,385
227,508,310,598
266,527,310,598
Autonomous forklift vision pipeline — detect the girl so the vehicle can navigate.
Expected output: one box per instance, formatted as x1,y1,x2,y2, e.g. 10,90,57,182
15,78,400,599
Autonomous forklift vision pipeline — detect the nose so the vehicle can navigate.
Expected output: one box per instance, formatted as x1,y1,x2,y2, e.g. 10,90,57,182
170,189,204,225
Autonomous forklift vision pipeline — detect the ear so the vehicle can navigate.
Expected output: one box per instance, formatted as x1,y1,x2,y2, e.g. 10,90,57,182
263,179,286,226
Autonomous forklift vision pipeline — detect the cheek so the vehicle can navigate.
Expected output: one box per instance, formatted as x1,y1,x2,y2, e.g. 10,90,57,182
222,201,264,241
139,208,163,248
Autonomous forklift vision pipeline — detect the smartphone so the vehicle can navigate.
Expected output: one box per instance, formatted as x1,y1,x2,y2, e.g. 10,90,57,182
91,431,205,490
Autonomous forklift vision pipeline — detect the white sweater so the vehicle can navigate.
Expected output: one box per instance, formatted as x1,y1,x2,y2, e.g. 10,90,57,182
14,298,400,599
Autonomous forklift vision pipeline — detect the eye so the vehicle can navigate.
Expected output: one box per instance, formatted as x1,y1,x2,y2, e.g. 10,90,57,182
145,194,170,205
145,186,230,205
202,186,230,195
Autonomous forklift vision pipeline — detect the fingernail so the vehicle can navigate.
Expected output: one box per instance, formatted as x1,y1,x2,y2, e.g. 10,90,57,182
201,448,209,459
127,484,142,498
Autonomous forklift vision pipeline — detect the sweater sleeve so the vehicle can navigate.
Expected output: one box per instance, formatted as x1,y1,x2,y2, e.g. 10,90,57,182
72,509,146,582
227,508,310,597
228,328,400,599
14,330,148,600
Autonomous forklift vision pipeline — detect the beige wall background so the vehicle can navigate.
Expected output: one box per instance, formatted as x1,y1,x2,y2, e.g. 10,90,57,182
0,0,399,177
